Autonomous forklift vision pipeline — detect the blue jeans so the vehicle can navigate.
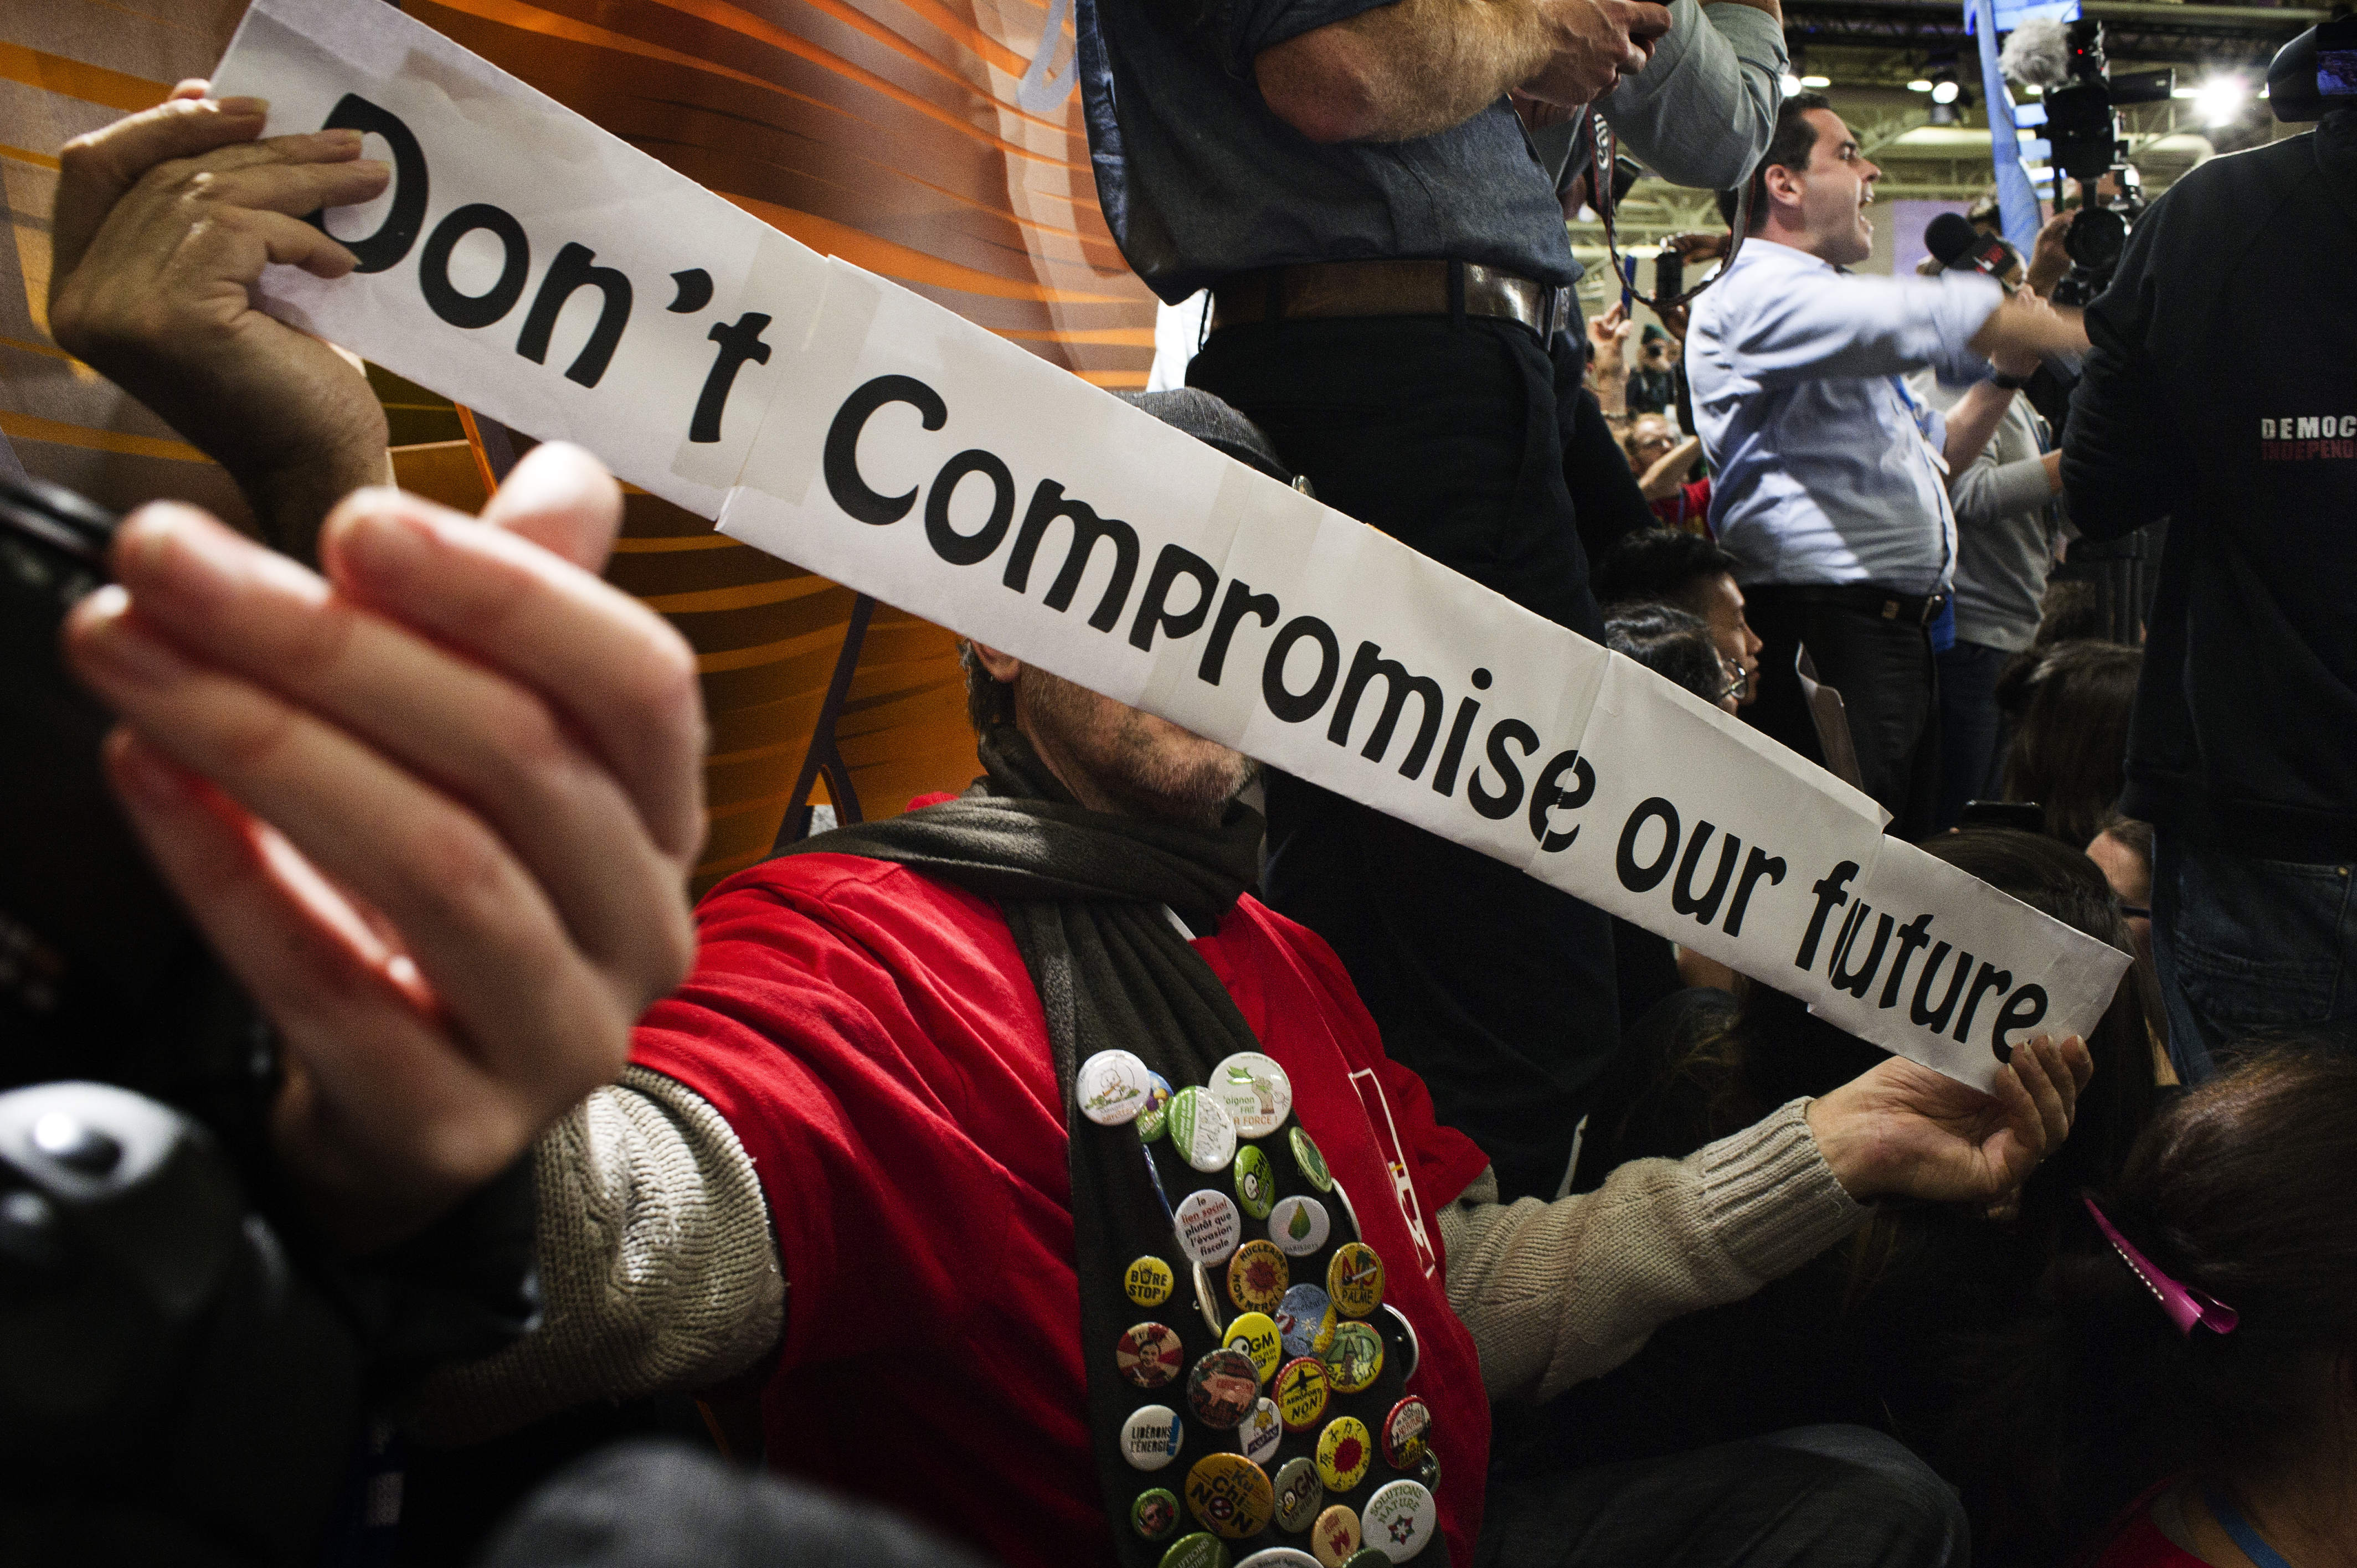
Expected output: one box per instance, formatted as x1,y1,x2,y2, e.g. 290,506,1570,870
1934,641,2009,831
2152,828,2357,1082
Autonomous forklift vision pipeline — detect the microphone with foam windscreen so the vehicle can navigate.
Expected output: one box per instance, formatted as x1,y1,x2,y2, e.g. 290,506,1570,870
1926,212,2014,278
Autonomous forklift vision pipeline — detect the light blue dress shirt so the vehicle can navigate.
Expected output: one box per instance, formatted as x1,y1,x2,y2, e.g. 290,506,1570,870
1686,239,2004,596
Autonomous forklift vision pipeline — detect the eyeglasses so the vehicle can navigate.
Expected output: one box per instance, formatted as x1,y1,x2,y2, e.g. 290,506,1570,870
1717,656,1749,705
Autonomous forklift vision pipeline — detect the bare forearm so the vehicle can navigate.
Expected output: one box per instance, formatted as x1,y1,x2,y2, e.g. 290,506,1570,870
1256,0,1549,143
1592,359,1629,417
1941,381,2013,477
1638,437,1701,500
243,442,397,565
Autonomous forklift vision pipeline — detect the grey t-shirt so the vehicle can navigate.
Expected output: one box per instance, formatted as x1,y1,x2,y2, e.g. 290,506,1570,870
1910,369,2071,652
1075,0,1789,303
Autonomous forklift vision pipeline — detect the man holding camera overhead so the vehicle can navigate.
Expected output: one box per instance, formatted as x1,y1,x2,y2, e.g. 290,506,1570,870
1073,0,1795,1204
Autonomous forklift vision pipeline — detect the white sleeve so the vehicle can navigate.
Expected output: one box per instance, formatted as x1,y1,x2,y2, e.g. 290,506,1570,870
1716,269,2004,390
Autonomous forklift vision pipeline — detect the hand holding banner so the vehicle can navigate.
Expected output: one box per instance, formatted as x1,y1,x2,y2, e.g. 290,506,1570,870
210,0,2130,1094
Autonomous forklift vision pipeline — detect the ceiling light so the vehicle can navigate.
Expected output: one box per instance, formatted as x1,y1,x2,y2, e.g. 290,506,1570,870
1907,78,1935,92
2194,74,2249,125
1781,72,1804,97
1931,79,1961,105
1800,74,1831,87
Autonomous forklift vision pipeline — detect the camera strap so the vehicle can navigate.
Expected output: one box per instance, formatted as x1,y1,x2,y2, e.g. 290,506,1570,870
1582,105,1750,314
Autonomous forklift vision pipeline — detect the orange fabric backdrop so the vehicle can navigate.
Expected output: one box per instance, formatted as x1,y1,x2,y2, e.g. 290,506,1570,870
1,0,1157,890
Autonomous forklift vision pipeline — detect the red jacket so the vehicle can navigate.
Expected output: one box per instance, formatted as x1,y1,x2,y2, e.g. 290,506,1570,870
634,850,1495,1568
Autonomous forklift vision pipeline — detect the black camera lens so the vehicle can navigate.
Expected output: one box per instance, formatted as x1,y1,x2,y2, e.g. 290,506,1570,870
1655,250,1684,305
2065,205,2128,272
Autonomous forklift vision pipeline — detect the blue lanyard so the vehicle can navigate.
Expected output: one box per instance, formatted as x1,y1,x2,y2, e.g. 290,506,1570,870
2206,1484,2298,1568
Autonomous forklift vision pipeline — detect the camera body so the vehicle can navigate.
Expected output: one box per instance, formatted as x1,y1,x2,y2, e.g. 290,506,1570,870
0,476,277,1147
2039,23,2171,307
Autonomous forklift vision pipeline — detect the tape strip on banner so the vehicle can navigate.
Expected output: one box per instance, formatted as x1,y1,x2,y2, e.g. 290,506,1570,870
208,0,2131,1093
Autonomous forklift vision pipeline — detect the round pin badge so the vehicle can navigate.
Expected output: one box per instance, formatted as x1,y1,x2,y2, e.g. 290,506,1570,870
1161,1531,1232,1568
1327,1242,1385,1318
1124,1404,1185,1471
1133,1487,1182,1542
1276,1283,1337,1360
1175,1188,1243,1266
1380,1303,1421,1380
1168,1086,1239,1173
1226,1311,1283,1384
1323,1319,1383,1395
1341,1550,1391,1568
1272,1454,1324,1533
1274,1355,1330,1431
1314,1416,1372,1493
1309,1504,1361,1568
1289,1126,1334,1193
1237,1397,1284,1466
1237,1551,1322,1568
1195,1261,1228,1337
1381,1395,1432,1468
1227,1239,1290,1313
1268,1194,1331,1257
1233,1145,1276,1220
1185,1452,1276,1540
1361,1479,1438,1562
1117,1321,1186,1389
1187,1347,1263,1431
1079,1049,1154,1126
1128,1254,1177,1309
1211,1051,1294,1139
1329,1174,1363,1241
1136,1071,1175,1142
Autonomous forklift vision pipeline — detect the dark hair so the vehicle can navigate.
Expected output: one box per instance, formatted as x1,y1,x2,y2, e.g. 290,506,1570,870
1594,528,1741,611
1996,640,2143,850
2032,578,2107,647
1960,1050,2357,1557
1701,828,2154,1194
959,641,1015,733
2093,809,2153,871
1716,92,1832,229
1604,602,1724,705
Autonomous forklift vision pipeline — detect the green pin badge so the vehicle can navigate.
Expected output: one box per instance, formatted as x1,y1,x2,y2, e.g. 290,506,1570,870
1290,1126,1334,1193
1233,1144,1274,1219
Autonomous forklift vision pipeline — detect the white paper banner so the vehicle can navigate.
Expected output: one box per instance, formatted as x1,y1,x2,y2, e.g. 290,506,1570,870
210,0,2129,1092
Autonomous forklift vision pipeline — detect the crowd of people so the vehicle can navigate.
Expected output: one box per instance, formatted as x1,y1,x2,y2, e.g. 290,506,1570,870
19,4,2356,1564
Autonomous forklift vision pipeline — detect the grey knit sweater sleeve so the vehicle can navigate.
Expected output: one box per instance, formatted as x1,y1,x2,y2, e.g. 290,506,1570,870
1438,1098,1867,1405
404,1084,1859,1440
400,1065,785,1446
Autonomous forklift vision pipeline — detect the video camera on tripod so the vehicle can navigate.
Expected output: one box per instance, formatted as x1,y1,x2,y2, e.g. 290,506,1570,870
2006,19,2174,305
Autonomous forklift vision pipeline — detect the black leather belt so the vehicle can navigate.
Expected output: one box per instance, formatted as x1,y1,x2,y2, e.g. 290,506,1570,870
1208,260,1569,339
1750,582,1950,628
